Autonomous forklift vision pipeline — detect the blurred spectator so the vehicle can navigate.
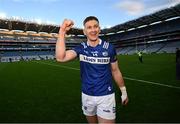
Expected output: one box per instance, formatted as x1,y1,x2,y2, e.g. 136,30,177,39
138,51,143,63
9,58,12,62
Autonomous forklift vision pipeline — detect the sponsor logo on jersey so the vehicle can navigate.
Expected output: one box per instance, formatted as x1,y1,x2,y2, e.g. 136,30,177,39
80,54,110,64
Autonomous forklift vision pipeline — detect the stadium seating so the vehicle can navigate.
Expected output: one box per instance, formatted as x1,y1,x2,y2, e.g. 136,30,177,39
0,4,180,62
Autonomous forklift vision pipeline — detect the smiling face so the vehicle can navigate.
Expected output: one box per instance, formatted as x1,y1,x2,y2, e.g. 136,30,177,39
83,19,101,42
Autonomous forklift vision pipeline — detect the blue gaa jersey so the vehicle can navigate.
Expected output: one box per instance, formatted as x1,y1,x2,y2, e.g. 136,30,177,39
73,39,117,96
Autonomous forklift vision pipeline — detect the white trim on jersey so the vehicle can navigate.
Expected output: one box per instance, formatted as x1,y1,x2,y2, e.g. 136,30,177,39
87,39,102,46
81,42,87,48
103,42,109,49
80,54,110,64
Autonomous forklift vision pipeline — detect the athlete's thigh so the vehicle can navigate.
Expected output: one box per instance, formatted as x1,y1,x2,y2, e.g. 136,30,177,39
82,93,97,116
97,93,116,120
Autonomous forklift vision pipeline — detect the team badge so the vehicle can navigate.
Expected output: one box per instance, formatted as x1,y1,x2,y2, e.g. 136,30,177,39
102,51,108,56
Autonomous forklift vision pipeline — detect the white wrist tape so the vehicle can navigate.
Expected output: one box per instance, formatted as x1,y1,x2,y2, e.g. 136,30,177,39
120,86,127,102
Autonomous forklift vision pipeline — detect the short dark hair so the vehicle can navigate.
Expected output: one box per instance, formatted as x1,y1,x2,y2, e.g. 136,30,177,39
83,16,99,26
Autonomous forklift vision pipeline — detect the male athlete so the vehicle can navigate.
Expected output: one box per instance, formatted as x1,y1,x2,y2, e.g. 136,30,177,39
56,16,128,123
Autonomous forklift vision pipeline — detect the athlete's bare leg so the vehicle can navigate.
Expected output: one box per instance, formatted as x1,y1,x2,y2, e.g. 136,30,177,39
86,115,98,123
98,116,115,124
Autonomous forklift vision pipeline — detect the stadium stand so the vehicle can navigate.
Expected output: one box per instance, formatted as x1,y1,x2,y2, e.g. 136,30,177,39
101,3,180,55
0,3,180,62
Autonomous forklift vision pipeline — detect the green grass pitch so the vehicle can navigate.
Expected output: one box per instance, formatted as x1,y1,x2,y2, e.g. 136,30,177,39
0,53,180,123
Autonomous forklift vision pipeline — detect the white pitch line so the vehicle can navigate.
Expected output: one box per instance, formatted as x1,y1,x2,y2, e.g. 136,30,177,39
34,61,80,71
35,61,180,90
124,77,180,90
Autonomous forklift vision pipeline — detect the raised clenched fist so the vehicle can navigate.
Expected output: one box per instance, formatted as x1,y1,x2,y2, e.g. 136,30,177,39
60,19,74,33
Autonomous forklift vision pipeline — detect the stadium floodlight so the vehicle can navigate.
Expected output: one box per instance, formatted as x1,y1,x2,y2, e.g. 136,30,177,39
26,31,40,37
117,30,125,33
50,33,58,38
39,32,53,37
12,30,24,33
106,32,116,35
137,25,147,29
67,34,75,37
149,21,162,26
99,34,105,36
165,16,180,22
50,33,58,35
77,34,85,37
0,29,9,32
26,31,37,34
127,28,135,31
0,30,14,35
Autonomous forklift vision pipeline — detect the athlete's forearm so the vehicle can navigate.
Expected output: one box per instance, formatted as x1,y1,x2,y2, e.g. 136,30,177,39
56,19,74,62
112,69,125,87
112,68,128,105
55,31,66,61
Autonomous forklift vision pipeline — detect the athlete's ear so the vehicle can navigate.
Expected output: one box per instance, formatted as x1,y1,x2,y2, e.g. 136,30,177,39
83,29,87,36
99,26,101,33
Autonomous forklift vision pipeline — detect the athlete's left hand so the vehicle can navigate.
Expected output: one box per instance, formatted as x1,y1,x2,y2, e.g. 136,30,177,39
121,95,128,105
120,86,128,105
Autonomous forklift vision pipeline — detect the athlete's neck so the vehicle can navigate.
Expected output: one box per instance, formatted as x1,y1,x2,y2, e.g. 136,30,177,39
87,39,100,47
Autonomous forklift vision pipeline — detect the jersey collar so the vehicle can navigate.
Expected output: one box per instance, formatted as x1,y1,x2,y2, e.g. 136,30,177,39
87,38,102,46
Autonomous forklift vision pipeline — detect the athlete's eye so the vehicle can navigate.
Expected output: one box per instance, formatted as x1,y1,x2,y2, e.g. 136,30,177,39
86,26,92,29
94,25,99,29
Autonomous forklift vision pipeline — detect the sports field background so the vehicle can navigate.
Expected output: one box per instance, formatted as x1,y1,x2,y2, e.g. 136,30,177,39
0,53,180,123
